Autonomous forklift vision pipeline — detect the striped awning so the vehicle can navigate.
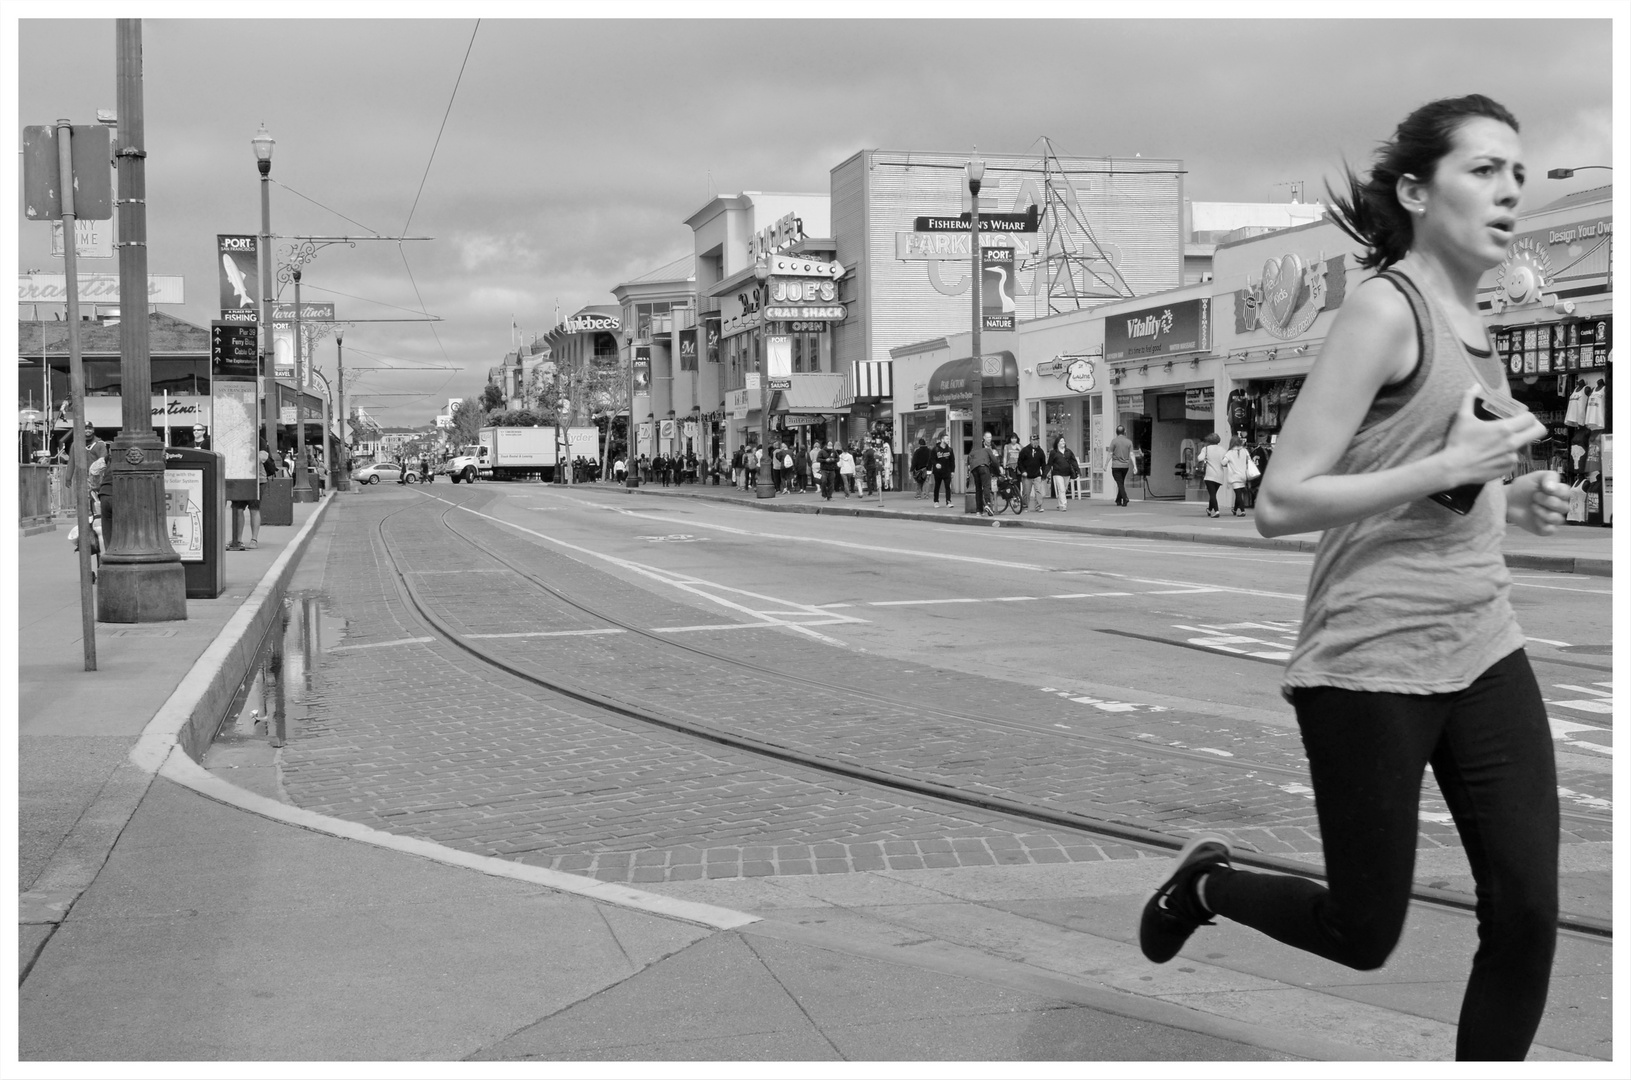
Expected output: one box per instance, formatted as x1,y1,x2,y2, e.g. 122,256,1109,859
846,360,893,404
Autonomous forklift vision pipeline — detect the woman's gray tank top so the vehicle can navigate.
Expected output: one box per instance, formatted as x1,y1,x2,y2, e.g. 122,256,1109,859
1281,271,1524,699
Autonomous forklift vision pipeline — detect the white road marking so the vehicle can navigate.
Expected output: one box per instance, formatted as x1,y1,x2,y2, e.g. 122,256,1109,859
1145,587,1222,595
1525,636,1573,647
1557,787,1612,812
1550,699,1614,715
1553,683,1612,698
869,598,981,607
1506,579,1612,594
1049,592,1132,599
465,629,627,639
329,636,434,652
1192,748,1234,758
1548,717,1613,755
426,494,863,647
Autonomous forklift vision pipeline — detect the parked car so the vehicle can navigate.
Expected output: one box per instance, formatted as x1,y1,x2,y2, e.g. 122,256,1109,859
354,462,416,485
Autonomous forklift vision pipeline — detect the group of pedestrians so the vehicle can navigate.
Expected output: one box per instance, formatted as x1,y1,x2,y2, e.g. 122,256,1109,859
907,431,1083,515
1194,432,1262,517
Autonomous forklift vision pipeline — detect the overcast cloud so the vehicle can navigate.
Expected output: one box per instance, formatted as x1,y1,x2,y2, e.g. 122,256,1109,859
11,10,1619,427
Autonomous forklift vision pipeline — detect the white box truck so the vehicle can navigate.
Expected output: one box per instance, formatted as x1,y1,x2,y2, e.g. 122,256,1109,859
444,425,599,483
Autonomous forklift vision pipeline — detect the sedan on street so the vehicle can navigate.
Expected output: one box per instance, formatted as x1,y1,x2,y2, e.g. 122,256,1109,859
354,462,417,485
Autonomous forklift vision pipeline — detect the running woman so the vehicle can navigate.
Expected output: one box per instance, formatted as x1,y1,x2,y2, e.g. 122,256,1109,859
1137,95,1568,1062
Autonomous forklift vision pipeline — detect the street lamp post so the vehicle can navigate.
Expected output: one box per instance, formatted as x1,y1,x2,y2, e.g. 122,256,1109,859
291,269,314,500
99,18,186,622
335,330,349,491
1546,165,1611,179
966,156,985,514
252,124,278,499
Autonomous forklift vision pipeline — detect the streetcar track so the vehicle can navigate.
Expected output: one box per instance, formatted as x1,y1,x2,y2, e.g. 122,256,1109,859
364,491,1612,939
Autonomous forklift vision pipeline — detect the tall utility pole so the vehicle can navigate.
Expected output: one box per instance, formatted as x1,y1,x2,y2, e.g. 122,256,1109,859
967,157,985,514
292,270,312,500
99,18,186,622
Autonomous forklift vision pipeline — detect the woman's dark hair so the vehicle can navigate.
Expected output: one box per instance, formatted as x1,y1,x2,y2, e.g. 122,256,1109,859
1326,94,1520,270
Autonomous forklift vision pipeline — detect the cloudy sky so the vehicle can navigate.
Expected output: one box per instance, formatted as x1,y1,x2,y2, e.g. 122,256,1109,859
10,7,1620,427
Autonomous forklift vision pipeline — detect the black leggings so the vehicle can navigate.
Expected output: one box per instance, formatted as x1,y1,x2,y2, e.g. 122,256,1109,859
1204,649,1558,1061
932,474,952,502
1205,479,1221,512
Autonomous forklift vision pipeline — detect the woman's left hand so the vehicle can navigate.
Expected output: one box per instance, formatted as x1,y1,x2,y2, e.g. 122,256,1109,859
1506,470,1570,536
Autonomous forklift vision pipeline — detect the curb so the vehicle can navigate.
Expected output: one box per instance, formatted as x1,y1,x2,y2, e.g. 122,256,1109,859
19,495,335,976
609,484,1610,576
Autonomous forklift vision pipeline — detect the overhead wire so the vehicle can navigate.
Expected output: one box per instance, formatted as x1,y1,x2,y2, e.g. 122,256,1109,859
391,18,482,409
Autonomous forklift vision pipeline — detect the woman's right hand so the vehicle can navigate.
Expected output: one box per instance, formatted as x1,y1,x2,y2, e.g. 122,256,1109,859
1437,385,1546,488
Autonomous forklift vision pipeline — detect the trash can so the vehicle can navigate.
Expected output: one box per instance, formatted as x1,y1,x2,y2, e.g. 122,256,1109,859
164,447,226,599
261,476,293,526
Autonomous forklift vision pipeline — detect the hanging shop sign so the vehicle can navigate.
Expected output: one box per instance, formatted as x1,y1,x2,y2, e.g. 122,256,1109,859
677,327,698,371
722,284,763,337
746,212,806,261
217,234,260,322
82,395,213,430
1105,297,1210,361
1234,253,1348,339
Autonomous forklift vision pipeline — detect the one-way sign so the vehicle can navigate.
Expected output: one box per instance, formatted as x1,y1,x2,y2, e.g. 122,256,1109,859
914,206,1040,233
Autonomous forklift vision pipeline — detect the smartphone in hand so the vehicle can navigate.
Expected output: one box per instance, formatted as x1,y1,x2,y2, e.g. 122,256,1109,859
1430,394,1530,515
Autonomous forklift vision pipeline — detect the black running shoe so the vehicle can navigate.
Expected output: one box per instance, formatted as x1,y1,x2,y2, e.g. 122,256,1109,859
1139,833,1232,963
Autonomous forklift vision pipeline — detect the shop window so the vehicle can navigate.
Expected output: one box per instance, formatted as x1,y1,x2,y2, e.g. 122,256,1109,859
1155,393,1186,422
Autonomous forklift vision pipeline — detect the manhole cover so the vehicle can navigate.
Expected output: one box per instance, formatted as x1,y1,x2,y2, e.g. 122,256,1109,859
108,627,177,638
1559,644,1612,655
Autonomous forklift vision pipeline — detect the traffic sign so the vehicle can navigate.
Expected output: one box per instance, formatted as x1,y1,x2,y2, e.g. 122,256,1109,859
914,207,1040,233
22,125,113,221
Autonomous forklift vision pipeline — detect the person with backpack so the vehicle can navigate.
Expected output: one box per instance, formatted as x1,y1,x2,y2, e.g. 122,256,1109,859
910,437,932,499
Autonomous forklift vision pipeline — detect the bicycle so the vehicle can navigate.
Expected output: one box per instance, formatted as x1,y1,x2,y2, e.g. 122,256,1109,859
993,468,1025,515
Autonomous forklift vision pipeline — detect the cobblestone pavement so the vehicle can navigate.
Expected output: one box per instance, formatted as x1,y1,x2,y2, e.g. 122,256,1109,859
269,491,1610,888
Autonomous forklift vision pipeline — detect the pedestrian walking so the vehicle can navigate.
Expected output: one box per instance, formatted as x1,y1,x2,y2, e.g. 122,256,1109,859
966,431,997,516
1138,95,1568,1063
1197,432,1226,517
837,445,856,496
1017,432,1048,512
930,434,954,506
1046,436,1076,511
818,440,839,500
1109,426,1135,506
1222,435,1256,516
910,437,931,499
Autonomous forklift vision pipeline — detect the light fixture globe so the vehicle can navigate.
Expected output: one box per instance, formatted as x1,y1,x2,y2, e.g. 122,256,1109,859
252,124,275,175
967,157,985,189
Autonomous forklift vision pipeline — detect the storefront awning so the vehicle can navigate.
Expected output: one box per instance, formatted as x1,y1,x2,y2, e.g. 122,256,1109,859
768,372,848,415
927,351,1019,407
844,360,893,404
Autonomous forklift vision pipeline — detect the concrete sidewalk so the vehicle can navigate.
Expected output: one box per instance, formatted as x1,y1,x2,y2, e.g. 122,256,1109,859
593,475,1616,576
12,487,1613,1063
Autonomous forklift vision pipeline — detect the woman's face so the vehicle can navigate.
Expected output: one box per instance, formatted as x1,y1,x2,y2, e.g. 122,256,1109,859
1055,438,1066,453
1405,116,1524,272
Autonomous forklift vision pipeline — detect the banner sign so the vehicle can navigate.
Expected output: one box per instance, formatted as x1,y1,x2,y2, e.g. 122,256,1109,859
677,327,698,371
163,467,206,563
982,246,1016,330
1104,297,1210,361
211,322,259,380
19,273,184,305
704,314,721,365
633,346,651,393
217,234,260,322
